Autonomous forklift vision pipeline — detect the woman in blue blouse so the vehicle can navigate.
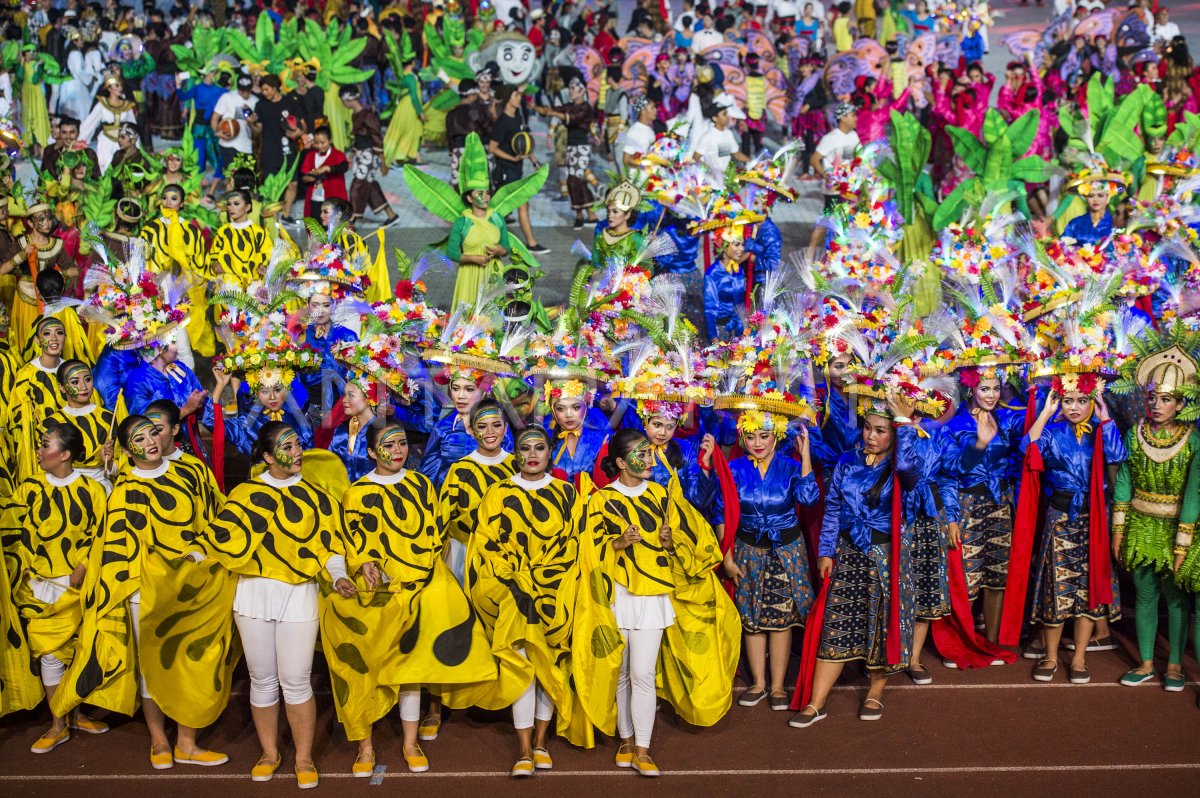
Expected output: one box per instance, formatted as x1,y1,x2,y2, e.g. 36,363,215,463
1021,382,1126,684
419,365,513,486
939,370,1025,642
717,407,819,711
329,382,382,483
638,400,717,515
818,351,859,473
790,397,924,727
211,365,313,455
545,378,608,490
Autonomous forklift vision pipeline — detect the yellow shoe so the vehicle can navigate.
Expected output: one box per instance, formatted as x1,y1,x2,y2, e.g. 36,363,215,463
510,757,534,778
251,755,282,782
69,714,109,734
532,747,552,770
417,714,441,741
614,743,634,769
30,726,70,754
174,747,229,766
633,754,661,777
352,751,375,778
296,762,319,790
150,745,174,770
403,745,429,773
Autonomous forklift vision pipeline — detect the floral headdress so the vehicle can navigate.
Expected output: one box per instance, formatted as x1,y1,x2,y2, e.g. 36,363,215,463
524,323,616,405
364,248,445,346
735,142,799,202
330,333,419,407
935,262,1042,383
79,236,191,355
1034,272,1127,393
425,280,531,384
1066,162,1128,198
290,213,372,300
608,339,711,422
708,323,820,437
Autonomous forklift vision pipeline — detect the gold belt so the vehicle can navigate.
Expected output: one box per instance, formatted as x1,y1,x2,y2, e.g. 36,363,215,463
101,122,121,141
1131,489,1181,519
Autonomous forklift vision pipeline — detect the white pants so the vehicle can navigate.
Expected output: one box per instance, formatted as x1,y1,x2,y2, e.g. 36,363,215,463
512,677,555,730
445,539,466,586
40,654,66,688
398,689,422,722
617,627,663,748
127,596,153,699
234,614,319,707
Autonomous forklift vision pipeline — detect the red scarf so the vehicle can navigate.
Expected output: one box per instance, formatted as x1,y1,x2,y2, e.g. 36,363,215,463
932,545,1017,667
211,404,226,495
1087,419,1114,608
999,385,1043,646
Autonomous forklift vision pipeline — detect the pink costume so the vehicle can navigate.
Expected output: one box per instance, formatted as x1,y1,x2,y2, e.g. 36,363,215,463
858,88,911,143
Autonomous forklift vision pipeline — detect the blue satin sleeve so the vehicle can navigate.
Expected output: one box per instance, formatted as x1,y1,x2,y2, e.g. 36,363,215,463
704,265,746,341
330,424,373,482
698,406,738,447
635,202,698,274
674,437,717,514
744,218,782,283
824,451,897,555
93,346,138,409
123,366,161,417
222,408,313,456
818,456,846,558
818,389,858,471
1022,419,1127,519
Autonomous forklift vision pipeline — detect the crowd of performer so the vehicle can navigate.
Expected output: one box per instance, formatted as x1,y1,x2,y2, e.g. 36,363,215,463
0,0,1199,789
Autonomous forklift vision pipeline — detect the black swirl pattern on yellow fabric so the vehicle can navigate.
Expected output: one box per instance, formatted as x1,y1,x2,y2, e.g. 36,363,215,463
586,483,677,597
438,454,517,547
207,223,272,288
6,364,70,485
50,461,237,727
46,406,114,471
196,477,340,583
141,216,206,277
321,470,497,740
3,473,107,579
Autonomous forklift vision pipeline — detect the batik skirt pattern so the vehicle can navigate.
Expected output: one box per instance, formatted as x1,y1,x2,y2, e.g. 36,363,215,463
1030,508,1122,625
733,538,813,633
959,490,1013,598
911,514,951,620
817,534,915,674
566,144,595,211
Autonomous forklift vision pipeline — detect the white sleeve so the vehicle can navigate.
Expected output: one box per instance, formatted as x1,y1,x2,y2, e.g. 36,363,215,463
78,102,104,144
325,554,349,583
212,93,231,120
67,50,88,83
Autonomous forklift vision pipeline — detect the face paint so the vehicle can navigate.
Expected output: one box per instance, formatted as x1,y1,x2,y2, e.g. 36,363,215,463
625,440,650,473
375,427,407,463
272,429,299,467
125,420,156,458
514,428,546,467
61,363,90,397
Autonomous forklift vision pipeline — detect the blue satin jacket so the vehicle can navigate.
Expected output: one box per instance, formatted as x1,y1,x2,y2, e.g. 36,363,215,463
419,412,515,485
715,453,820,546
93,346,139,409
330,423,373,482
647,436,717,516
940,407,1025,502
743,217,782,285
223,405,313,456
123,362,214,428
636,201,699,274
548,424,608,484
298,324,358,410
903,425,962,525
1062,212,1113,246
818,388,859,471
819,425,923,558
1020,418,1127,519
704,262,747,341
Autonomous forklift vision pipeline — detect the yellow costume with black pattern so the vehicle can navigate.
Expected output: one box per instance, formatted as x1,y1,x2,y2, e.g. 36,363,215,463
583,481,740,729
207,221,272,290
438,453,518,547
321,469,497,740
443,476,609,745
3,472,107,694
46,404,115,473
20,309,95,365
4,361,65,486
192,475,341,584
142,210,215,357
50,461,237,726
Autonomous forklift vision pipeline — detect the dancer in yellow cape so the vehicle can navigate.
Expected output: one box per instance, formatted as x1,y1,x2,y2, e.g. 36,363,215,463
4,421,109,751
51,415,234,771
141,185,214,358
324,420,497,777
583,429,740,777
6,317,68,487
43,359,116,492
447,426,588,777
186,422,348,790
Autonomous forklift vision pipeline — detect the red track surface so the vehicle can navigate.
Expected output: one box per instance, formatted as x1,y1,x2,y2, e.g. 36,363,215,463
4,619,1200,798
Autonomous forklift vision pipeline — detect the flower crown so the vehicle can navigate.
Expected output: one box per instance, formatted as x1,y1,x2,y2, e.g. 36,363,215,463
330,334,419,406
80,240,191,353
219,319,322,389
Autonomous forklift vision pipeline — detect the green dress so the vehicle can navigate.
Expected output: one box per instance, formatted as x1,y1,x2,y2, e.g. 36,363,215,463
447,209,510,309
591,226,644,270
1113,424,1200,575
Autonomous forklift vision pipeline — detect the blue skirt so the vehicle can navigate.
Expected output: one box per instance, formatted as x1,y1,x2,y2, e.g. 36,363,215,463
1030,507,1121,625
733,537,813,633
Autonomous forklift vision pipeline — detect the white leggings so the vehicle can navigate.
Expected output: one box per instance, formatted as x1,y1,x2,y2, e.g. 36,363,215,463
234,614,319,707
512,678,555,730
40,654,66,688
617,627,663,748
398,689,422,722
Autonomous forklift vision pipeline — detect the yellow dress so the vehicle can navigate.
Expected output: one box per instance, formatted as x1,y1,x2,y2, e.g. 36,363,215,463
50,461,236,725
438,451,518,548
10,238,73,356
443,476,602,745
3,471,108,711
20,308,94,365
582,481,741,730
45,403,116,485
321,469,497,740
207,220,273,290
449,211,506,309
382,72,423,164
142,210,215,357
5,360,64,487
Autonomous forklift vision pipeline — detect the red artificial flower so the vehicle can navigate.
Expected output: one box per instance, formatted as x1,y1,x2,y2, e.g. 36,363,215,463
1076,372,1098,395
395,280,414,300
959,368,981,388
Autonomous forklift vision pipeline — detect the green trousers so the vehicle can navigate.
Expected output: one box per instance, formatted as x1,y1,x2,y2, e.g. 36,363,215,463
1131,565,1199,664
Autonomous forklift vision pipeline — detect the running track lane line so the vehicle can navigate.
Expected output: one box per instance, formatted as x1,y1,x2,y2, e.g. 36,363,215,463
4,763,1200,780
